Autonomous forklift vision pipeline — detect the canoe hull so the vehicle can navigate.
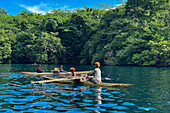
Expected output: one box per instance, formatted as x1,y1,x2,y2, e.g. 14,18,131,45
21,70,94,75
52,70,94,75
39,76,133,87
20,72,53,75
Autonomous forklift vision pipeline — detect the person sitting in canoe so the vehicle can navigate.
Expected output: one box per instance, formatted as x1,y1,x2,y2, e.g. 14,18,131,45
87,62,101,84
70,67,76,77
60,65,65,72
37,64,44,73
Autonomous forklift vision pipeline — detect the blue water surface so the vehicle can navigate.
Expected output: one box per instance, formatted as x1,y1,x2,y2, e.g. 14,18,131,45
0,64,169,113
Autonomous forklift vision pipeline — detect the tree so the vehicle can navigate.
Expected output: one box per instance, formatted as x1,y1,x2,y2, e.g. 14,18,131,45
0,8,8,15
40,17,62,32
12,32,65,64
0,29,16,63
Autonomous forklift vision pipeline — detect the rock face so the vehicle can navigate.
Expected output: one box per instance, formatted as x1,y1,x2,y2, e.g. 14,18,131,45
104,50,115,66
104,50,113,59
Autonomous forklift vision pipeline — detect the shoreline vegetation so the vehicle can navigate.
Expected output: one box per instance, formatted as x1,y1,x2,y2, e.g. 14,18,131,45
0,0,169,67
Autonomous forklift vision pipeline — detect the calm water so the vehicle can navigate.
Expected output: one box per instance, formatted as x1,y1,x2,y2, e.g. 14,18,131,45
0,64,169,113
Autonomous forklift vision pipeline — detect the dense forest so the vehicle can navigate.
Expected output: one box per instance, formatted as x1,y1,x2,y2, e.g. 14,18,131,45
0,0,169,66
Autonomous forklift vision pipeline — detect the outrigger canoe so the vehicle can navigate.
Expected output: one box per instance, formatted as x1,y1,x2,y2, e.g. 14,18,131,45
21,70,94,76
51,70,94,75
31,76,133,87
20,72,53,75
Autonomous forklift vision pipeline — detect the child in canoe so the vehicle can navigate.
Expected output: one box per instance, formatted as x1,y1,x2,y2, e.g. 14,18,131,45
70,67,76,77
37,64,44,73
60,65,66,72
87,62,101,84
66,67,76,79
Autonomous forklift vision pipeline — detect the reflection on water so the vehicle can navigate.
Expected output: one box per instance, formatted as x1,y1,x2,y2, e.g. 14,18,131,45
0,64,169,113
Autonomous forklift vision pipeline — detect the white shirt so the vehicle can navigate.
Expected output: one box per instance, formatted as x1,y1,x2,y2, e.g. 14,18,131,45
95,68,101,83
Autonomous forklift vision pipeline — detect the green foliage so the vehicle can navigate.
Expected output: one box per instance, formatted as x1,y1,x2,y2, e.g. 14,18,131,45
131,40,170,66
80,0,169,66
40,17,63,32
0,0,169,66
0,8,8,15
0,29,16,63
58,8,104,64
12,32,64,64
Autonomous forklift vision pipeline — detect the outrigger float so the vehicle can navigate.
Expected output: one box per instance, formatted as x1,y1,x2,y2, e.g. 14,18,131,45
31,76,133,87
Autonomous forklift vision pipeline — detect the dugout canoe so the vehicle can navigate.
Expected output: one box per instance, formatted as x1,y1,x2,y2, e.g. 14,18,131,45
20,72,53,75
51,70,94,75
21,70,94,76
31,76,133,87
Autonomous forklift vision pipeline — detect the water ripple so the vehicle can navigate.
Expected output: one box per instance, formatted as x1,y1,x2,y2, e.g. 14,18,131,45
0,69,160,113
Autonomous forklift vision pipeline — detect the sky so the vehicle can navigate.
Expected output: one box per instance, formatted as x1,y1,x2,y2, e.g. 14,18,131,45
0,0,123,15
